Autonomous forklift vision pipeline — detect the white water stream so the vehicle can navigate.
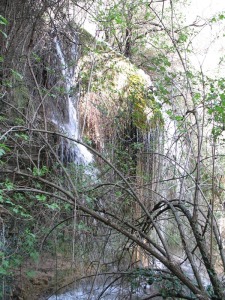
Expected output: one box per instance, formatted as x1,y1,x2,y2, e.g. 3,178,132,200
47,276,154,300
54,36,93,166
48,285,144,300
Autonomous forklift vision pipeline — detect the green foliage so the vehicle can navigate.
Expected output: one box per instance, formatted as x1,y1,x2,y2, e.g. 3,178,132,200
0,15,8,38
84,195,95,208
0,115,6,122
15,133,29,141
206,77,225,138
0,15,8,25
206,284,215,297
0,186,31,218
113,145,136,174
211,12,225,23
150,54,171,72
26,270,37,278
35,194,47,201
32,52,42,62
0,143,10,158
11,69,23,81
14,118,25,126
95,0,152,57
178,32,188,43
45,202,60,210
0,259,10,275
97,3,126,26
32,166,49,177
4,179,13,191
21,230,39,262
77,220,91,232
128,268,189,298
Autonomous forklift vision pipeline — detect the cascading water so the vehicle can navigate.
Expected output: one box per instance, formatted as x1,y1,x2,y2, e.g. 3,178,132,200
54,35,93,166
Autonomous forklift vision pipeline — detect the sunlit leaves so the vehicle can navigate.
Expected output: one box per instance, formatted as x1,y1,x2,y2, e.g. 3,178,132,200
178,33,188,43
97,4,125,26
211,12,225,23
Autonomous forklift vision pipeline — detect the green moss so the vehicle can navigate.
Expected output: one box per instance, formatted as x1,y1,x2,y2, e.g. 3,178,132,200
126,74,164,131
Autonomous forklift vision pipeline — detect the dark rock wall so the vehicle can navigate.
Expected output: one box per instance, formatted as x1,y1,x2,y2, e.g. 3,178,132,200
0,0,79,128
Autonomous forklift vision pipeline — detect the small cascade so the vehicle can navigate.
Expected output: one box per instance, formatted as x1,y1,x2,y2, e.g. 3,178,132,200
54,36,93,166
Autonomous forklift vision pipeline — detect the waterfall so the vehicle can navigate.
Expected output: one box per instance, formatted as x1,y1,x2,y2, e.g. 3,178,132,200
54,36,93,166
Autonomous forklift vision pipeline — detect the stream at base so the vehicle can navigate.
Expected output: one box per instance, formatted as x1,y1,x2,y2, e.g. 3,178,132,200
48,282,154,300
47,260,211,300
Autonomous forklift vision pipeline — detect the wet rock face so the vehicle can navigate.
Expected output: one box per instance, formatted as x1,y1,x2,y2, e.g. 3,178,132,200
0,0,80,131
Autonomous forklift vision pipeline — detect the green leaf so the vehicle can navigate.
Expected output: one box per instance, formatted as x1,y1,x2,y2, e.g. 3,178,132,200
211,17,217,23
0,143,10,151
220,93,225,101
0,30,7,38
45,203,59,210
5,180,13,191
30,251,39,262
178,33,188,43
208,108,213,114
174,115,183,121
0,143,10,158
193,92,201,101
36,194,47,202
0,148,5,157
212,126,222,137
215,106,223,113
32,52,41,62
11,69,23,80
115,15,123,24
0,267,8,275
0,15,8,25
15,133,29,141
26,270,36,278
12,207,19,214
32,166,48,176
